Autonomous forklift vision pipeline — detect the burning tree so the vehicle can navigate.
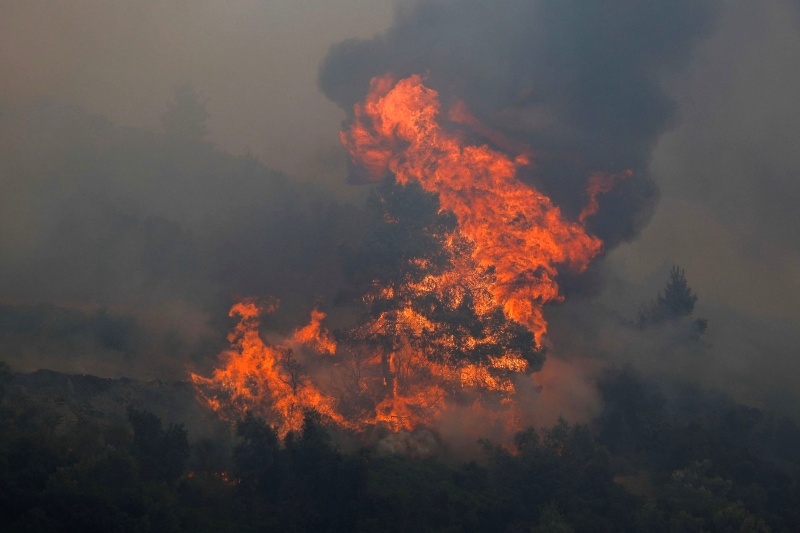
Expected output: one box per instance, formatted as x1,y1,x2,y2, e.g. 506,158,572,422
340,75,605,344
191,177,549,436
191,75,617,437
190,299,353,436
344,176,544,396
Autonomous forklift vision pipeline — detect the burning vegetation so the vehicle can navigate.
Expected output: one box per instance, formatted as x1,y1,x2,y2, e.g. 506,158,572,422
342,75,605,342
191,75,623,437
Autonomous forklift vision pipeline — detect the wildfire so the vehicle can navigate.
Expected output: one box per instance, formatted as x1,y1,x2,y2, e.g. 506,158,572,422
341,74,603,342
293,308,337,355
192,74,621,440
190,299,351,436
579,170,633,224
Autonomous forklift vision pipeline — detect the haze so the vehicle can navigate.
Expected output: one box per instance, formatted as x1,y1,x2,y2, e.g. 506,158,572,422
1,0,799,415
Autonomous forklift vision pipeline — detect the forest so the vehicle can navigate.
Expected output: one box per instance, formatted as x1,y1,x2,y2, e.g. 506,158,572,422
2,87,800,532
2,355,800,532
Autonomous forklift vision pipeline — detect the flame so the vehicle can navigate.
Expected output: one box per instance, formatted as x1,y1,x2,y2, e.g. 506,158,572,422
193,74,617,440
340,74,602,342
578,169,633,224
190,299,350,437
448,99,533,157
293,308,337,355
192,292,527,436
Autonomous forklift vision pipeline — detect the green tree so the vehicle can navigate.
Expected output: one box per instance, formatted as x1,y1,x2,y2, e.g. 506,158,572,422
231,411,281,495
658,461,770,532
281,409,363,531
483,420,638,531
533,502,575,533
638,265,707,335
127,406,189,483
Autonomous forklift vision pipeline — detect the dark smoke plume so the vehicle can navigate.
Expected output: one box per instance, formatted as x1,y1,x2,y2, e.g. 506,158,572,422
320,0,718,250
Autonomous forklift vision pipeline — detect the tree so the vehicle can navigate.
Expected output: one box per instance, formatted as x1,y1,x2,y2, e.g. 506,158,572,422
0,360,10,401
657,266,697,320
161,82,209,142
658,461,770,532
127,406,189,483
232,412,281,494
638,265,707,335
279,349,304,397
344,177,544,393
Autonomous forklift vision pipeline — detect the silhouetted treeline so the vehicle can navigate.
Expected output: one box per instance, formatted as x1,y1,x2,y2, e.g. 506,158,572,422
1,360,799,532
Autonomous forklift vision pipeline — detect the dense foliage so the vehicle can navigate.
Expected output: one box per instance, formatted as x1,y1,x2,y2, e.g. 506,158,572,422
1,360,799,532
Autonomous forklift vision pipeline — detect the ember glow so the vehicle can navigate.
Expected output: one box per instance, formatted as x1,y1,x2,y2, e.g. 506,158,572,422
192,75,617,437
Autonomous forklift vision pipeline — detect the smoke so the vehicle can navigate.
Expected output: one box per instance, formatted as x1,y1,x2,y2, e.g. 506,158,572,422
598,1,800,415
0,100,365,378
1,0,799,441
315,0,723,429
543,260,800,418
0,0,394,181
0,0,396,377
320,0,800,421
320,0,718,250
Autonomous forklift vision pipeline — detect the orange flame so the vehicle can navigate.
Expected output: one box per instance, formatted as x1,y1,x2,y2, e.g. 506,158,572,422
578,169,633,224
192,293,527,436
341,74,602,342
190,299,350,437
448,99,533,158
193,75,619,440
293,308,337,355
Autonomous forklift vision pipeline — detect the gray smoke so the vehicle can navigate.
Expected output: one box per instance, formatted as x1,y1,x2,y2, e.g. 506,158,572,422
0,100,364,378
320,0,800,417
320,0,719,249
1,0,798,422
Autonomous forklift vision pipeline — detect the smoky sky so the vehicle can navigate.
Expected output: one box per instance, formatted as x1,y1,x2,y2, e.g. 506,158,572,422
320,0,718,249
0,100,366,378
319,0,800,413
0,0,394,182
0,0,799,415
0,1,394,378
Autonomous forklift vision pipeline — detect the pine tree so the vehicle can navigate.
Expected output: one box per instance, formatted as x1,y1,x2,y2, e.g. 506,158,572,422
638,266,707,335
657,266,697,320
